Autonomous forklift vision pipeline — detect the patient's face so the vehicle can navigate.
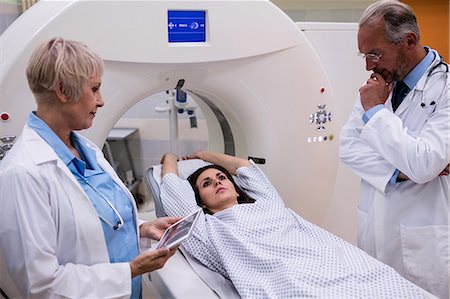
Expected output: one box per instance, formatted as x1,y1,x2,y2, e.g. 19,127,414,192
196,168,239,213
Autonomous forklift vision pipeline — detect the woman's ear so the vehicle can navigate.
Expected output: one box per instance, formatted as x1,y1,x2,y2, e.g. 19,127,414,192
54,82,68,103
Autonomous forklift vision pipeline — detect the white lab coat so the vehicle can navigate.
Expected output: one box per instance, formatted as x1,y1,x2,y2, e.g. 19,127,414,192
340,49,450,299
0,124,139,298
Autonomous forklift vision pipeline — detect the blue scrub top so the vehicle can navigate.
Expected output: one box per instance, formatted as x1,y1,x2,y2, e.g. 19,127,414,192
28,112,141,298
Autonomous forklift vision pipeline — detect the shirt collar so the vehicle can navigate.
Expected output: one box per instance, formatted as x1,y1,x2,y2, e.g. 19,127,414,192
28,112,75,166
27,112,101,176
72,133,102,175
403,46,435,89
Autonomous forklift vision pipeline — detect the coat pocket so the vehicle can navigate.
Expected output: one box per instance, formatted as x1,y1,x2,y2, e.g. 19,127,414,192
400,224,449,296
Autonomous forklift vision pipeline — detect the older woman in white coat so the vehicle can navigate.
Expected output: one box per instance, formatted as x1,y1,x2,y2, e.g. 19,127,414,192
0,38,178,299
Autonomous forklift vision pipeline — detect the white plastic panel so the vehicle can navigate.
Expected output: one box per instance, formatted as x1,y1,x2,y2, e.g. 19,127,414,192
0,0,348,246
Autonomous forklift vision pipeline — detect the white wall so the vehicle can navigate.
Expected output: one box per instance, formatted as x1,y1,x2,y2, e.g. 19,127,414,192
0,1,20,35
271,0,375,22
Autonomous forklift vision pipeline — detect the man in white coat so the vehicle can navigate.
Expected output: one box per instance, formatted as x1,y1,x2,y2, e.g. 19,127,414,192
340,1,449,298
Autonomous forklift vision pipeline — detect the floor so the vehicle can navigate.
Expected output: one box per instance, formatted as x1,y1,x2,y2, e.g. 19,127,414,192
138,197,157,222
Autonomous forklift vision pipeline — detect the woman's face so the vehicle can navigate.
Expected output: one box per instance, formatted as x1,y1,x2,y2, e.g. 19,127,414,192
62,75,103,131
196,168,239,213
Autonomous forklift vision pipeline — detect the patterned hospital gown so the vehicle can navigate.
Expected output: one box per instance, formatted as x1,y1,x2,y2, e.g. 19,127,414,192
160,161,429,298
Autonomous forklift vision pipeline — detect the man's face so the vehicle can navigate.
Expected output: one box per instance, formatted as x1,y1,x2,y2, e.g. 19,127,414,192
358,22,408,83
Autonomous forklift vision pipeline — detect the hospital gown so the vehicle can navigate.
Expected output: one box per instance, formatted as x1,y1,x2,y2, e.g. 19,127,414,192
160,161,430,298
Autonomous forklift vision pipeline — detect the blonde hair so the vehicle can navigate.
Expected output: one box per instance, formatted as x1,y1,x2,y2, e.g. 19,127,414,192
359,0,420,44
26,37,104,103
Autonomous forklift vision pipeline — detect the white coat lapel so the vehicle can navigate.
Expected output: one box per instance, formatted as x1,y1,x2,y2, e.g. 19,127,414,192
22,125,111,261
23,125,87,194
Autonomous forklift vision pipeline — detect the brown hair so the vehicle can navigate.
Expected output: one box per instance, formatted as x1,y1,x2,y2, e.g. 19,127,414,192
187,164,255,214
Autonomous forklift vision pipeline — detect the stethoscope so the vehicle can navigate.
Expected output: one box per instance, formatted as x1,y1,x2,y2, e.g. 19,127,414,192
67,137,126,230
420,57,449,108
74,173,125,230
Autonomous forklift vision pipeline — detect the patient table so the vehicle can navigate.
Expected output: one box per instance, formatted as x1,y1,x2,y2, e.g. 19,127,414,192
144,160,437,299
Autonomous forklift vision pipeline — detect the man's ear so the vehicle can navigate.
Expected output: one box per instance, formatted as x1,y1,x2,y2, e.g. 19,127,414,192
405,32,418,48
54,82,68,103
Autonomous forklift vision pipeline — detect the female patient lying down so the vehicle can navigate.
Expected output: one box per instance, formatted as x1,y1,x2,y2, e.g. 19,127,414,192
160,151,431,299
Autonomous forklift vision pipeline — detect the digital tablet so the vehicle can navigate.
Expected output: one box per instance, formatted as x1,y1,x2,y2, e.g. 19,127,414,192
156,208,202,249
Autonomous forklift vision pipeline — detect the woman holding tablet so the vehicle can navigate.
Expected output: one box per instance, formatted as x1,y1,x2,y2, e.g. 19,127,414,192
0,38,178,299
160,150,430,299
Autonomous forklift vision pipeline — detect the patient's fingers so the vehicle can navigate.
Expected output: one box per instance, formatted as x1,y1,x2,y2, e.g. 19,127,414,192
182,150,204,160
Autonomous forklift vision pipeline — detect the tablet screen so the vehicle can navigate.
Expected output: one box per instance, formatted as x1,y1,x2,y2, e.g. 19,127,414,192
156,208,202,249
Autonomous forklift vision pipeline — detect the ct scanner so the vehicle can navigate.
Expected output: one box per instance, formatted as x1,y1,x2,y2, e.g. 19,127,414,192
0,0,371,297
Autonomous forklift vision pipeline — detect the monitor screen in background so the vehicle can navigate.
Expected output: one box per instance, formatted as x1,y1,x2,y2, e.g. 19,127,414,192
168,10,206,43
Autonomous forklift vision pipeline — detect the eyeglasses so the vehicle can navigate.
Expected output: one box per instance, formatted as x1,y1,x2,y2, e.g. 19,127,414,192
358,43,397,63
357,51,384,63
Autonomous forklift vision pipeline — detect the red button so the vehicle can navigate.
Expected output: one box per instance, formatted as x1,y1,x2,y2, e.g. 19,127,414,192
1,113,9,121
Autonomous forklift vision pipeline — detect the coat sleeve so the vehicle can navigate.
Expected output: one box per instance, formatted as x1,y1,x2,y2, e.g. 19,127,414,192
361,80,450,184
0,164,131,299
339,96,396,193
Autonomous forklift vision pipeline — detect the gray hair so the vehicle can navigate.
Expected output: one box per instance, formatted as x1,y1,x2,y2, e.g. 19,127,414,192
26,37,104,103
359,0,420,43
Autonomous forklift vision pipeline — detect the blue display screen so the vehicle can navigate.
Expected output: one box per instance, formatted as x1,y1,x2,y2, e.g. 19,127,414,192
168,10,206,43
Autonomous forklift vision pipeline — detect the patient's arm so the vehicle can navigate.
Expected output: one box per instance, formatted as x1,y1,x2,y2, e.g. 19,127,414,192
182,150,249,176
161,152,179,177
